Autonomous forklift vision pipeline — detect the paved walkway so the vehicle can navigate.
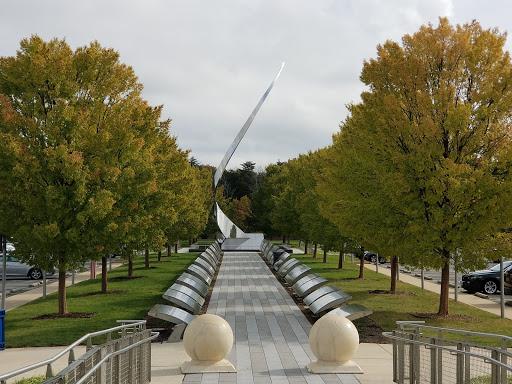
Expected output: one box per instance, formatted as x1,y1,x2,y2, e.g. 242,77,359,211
0,251,393,384
184,251,362,384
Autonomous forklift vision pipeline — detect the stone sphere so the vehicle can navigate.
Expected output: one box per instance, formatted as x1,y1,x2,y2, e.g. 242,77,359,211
309,315,359,364
183,314,234,362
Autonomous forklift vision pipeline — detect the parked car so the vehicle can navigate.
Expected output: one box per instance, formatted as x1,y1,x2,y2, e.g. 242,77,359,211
461,261,512,295
0,253,55,280
503,268,512,294
363,251,387,264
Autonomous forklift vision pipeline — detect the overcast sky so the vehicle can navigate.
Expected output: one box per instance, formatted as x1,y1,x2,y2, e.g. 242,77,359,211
1,1,511,171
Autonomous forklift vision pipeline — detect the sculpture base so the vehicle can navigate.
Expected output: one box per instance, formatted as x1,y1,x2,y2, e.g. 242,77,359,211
306,360,363,374
181,359,236,373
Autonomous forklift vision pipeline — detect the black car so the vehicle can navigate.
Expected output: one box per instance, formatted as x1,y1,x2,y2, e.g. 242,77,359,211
362,251,387,264
461,261,512,295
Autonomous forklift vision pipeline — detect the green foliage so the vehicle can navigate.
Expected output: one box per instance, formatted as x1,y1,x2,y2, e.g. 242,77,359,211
316,18,512,314
13,375,46,384
0,36,208,313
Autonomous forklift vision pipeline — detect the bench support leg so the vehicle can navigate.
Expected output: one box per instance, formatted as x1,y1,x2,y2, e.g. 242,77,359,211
166,323,187,343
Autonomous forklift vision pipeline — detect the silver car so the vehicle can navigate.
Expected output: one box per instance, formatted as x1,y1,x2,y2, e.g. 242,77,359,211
0,253,54,280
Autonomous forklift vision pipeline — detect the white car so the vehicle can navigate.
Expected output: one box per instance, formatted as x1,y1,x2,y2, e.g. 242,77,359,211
0,245,55,279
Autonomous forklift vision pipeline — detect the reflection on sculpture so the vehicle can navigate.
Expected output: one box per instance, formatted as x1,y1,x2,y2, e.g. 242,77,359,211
213,63,284,244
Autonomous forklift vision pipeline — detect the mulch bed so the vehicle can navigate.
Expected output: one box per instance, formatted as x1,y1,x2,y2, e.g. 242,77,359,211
369,289,417,296
32,312,97,320
79,290,128,297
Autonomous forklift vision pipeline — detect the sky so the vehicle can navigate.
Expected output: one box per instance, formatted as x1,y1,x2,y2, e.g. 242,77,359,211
1,0,512,171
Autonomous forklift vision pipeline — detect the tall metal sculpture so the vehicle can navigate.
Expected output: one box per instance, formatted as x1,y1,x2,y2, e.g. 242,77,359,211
214,63,284,247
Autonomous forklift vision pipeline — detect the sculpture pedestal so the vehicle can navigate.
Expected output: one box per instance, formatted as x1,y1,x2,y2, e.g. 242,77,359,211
306,360,362,374
181,359,236,373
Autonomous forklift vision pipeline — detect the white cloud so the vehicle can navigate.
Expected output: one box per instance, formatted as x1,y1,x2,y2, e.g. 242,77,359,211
1,0,509,169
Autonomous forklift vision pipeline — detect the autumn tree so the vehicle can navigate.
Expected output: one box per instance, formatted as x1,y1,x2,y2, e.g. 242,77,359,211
320,18,512,315
0,36,173,314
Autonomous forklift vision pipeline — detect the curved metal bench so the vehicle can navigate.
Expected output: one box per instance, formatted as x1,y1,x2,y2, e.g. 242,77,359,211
284,264,312,286
326,304,373,321
308,290,353,315
193,257,215,277
162,287,202,314
303,285,345,306
186,264,212,285
274,253,291,270
176,273,209,297
291,274,328,298
277,259,301,277
164,283,205,308
200,252,218,267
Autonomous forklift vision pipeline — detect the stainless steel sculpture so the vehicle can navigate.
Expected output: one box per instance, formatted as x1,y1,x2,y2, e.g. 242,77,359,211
214,63,284,241
213,62,285,189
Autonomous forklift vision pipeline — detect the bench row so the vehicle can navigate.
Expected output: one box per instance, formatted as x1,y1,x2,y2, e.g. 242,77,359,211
260,240,373,320
147,242,222,341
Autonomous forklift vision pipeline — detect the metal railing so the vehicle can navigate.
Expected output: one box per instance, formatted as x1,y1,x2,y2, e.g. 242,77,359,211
383,321,512,384
0,320,158,384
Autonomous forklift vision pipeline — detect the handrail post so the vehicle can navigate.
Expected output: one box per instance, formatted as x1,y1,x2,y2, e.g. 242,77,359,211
456,343,464,384
68,348,75,364
430,338,437,384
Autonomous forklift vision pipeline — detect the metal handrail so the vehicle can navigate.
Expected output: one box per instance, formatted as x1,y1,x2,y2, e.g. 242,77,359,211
0,320,147,382
383,331,512,371
74,331,159,384
396,321,512,343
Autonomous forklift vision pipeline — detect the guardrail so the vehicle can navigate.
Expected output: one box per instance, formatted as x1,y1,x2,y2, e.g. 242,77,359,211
383,321,512,383
0,320,158,384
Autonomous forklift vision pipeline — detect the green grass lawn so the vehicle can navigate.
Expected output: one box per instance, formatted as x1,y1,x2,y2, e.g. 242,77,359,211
293,251,512,344
4,252,198,347
5,247,512,349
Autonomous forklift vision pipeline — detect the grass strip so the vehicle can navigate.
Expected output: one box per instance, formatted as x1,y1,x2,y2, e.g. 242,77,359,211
4,252,198,347
292,251,512,346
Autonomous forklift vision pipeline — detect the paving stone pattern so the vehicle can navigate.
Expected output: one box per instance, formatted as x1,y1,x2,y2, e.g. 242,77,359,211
183,251,360,384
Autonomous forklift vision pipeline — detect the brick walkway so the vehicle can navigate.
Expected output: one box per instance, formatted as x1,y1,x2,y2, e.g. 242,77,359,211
183,251,360,384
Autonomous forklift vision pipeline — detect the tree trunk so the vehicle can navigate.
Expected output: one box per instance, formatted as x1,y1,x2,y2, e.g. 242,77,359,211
313,243,318,259
167,245,172,257
304,241,309,255
358,246,365,279
128,259,133,278
438,256,451,316
174,243,178,254
338,250,343,270
323,248,327,263
145,247,150,269
282,235,286,243
58,269,67,316
158,251,162,262
390,256,397,292
101,256,108,293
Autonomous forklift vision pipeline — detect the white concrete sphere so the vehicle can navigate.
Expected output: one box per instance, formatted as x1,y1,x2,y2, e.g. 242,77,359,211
309,315,359,364
183,314,234,362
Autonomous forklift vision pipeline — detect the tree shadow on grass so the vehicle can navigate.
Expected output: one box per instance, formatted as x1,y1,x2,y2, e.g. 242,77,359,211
369,289,417,295
79,290,129,297
411,312,481,322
